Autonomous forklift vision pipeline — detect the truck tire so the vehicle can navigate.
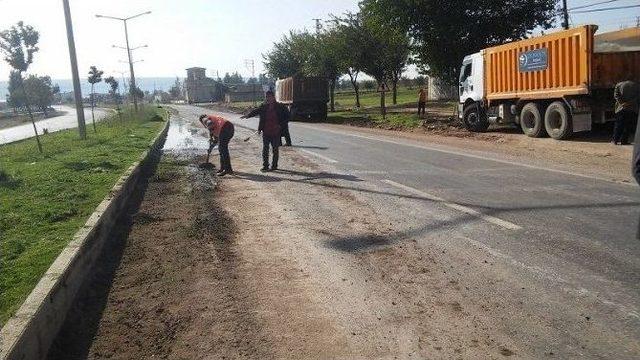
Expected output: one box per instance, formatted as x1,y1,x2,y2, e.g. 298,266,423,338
462,103,489,132
520,102,547,138
544,101,572,140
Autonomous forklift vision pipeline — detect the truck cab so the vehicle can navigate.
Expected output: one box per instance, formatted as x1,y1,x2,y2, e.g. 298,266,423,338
458,52,489,132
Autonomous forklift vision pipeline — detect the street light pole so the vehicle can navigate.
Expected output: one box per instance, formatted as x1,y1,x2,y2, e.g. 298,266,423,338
562,0,569,30
123,20,138,111
96,11,151,112
62,0,87,139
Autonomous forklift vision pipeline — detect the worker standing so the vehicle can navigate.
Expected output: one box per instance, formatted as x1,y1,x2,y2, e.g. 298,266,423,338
241,90,290,172
199,114,235,176
612,80,639,145
418,88,427,118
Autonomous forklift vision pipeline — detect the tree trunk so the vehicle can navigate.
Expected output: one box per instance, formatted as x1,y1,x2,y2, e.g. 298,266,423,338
380,85,386,120
330,79,336,112
392,80,398,105
25,104,43,153
348,70,360,108
91,84,96,133
21,80,43,153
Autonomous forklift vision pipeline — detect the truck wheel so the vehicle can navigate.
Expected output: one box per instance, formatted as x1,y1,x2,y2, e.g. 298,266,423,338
462,104,489,132
520,102,547,138
544,101,572,140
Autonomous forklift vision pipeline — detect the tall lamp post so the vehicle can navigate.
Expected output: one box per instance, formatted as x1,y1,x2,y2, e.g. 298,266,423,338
95,11,151,112
62,0,87,139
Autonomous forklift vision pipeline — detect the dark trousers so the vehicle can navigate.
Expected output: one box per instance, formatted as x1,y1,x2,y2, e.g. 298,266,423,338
262,135,280,168
281,126,292,146
219,125,234,172
418,101,426,116
613,109,637,144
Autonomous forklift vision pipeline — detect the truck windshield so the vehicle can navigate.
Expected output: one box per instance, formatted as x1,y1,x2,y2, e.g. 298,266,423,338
460,63,472,83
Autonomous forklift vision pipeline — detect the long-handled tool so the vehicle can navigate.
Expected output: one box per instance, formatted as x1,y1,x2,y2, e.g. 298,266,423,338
199,140,218,170
243,130,259,142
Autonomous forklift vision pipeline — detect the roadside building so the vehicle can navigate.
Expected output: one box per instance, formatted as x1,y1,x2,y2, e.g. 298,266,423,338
224,83,261,103
184,67,223,104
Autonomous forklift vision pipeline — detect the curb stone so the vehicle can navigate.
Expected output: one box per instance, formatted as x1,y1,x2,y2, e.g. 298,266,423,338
0,113,170,360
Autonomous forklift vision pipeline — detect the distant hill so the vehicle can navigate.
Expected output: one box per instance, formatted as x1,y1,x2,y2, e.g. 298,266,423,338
0,77,183,99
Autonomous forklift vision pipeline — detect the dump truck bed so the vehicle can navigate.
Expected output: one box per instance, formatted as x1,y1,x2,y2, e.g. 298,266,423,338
275,77,329,104
483,25,640,103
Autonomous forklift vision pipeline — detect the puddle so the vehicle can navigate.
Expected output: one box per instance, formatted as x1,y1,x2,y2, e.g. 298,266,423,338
163,114,208,154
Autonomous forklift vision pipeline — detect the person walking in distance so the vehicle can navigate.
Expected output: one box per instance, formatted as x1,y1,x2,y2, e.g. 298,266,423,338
612,80,639,145
241,90,290,171
199,114,235,176
418,88,427,118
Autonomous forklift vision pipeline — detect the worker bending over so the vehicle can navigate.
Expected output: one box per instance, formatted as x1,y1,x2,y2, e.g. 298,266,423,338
199,114,235,176
241,90,291,172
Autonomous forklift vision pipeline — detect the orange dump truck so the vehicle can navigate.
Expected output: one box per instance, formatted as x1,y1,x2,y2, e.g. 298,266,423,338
275,76,329,121
458,25,640,139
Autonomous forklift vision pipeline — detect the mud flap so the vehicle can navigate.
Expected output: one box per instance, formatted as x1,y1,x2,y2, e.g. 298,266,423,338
572,113,592,133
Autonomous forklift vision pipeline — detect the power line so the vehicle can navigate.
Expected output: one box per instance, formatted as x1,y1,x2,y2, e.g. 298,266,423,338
571,4,640,14
569,0,623,11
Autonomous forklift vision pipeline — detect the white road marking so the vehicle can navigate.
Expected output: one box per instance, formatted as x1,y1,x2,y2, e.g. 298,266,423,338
298,149,338,163
296,123,633,186
382,179,522,230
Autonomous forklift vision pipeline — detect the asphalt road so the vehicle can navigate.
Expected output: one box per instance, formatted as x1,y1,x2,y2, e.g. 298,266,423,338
174,104,640,357
0,105,109,145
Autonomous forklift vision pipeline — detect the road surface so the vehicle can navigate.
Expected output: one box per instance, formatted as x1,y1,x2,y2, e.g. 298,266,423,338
0,106,109,145
51,104,640,359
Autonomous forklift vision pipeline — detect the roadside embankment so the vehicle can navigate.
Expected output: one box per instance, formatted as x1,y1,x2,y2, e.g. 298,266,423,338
0,106,168,359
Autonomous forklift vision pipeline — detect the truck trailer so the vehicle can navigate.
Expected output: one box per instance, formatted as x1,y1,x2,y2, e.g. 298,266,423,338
275,76,329,121
458,25,640,139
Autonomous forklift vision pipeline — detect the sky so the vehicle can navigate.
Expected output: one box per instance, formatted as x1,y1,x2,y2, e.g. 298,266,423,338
0,0,637,82
0,0,360,81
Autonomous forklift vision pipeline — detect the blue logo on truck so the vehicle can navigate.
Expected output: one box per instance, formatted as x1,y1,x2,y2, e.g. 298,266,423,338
519,48,548,72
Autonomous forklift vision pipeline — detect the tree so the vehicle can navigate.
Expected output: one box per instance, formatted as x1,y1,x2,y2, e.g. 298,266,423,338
263,30,314,79
334,12,371,108
0,21,42,152
303,28,343,112
361,0,557,84
223,71,244,84
23,75,57,116
6,70,26,112
87,66,103,133
104,76,123,120
169,77,182,100
104,76,121,105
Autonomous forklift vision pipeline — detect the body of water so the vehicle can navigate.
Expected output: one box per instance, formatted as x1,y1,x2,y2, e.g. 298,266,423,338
0,77,182,99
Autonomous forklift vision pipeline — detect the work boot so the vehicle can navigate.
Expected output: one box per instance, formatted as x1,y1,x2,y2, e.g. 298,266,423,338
217,170,228,177
261,166,269,172
271,165,278,171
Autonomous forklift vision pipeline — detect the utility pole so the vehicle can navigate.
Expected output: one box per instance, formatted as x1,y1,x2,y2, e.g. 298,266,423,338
62,0,87,139
562,0,570,30
312,18,322,34
245,59,256,106
96,11,151,112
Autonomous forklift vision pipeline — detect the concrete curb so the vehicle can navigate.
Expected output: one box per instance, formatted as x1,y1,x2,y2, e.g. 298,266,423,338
0,113,171,360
